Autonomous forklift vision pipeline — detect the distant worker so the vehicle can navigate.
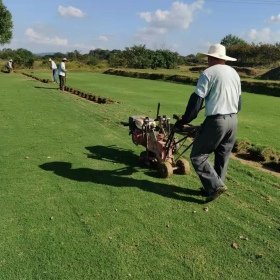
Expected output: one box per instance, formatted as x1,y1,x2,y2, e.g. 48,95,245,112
49,58,58,83
58,58,68,91
175,43,242,202
6,59,13,73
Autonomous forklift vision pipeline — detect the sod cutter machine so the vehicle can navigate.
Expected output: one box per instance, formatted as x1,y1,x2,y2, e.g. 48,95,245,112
127,103,200,178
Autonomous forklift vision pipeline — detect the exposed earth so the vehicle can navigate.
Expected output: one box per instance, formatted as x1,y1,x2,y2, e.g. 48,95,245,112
231,153,280,178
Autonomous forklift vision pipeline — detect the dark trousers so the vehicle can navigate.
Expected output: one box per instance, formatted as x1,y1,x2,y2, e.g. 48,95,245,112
190,114,238,194
59,75,66,90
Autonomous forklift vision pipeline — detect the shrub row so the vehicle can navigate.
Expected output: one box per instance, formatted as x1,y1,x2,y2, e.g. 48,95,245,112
241,80,280,97
189,66,261,77
103,69,280,97
22,72,117,104
233,139,280,172
103,69,198,86
22,72,49,83
63,86,115,104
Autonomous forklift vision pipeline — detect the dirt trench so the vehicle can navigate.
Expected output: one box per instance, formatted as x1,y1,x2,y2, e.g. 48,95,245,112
231,153,280,178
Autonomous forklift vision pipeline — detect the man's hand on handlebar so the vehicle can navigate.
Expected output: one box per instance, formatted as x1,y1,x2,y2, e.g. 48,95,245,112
174,119,185,130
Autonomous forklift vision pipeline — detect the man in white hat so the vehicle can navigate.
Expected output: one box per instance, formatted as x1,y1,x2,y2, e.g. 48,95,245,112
6,59,13,73
175,43,242,202
49,58,58,83
58,58,68,91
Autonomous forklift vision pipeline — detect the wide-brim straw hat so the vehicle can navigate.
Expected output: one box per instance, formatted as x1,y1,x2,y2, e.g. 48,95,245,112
199,44,237,61
62,58,68,61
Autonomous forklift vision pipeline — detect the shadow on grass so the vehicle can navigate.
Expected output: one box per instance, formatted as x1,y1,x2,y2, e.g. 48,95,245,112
34,86,58,90
85,145,140,167
39,145,204,204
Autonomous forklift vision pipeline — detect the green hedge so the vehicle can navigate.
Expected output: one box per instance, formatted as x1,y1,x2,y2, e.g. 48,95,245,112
104,69,280,97
241,80,280,97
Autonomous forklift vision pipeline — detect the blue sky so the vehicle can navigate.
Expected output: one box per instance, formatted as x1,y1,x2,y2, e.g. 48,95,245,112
2,0,280,56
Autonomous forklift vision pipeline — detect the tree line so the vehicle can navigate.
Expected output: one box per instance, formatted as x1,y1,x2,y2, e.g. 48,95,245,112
2,42,280,70
0,48,34,69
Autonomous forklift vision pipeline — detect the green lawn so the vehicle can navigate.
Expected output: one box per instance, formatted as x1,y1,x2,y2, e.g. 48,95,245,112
1,72,279,280
31,69,280,151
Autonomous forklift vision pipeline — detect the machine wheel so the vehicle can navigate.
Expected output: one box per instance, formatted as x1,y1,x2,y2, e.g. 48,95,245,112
158,162,173,178
175,158,190,175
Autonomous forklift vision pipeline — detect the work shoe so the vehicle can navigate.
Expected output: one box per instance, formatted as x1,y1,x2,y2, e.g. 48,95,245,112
205,186,228,202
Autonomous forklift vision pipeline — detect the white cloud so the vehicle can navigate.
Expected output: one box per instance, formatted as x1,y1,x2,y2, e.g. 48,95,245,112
25,28,41,40
267,14,280,23
58,5,85,18
99,36,108,42
134,27,168,48
248,28,280,43
25,28,68,46
136,0,204,46
138,27,167,36
139,0,204,30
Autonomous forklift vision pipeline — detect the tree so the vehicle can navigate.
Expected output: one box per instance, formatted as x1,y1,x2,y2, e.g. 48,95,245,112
52,52,66,60
108,50,127,68
123,45,152,69
89,48,111,60
221,34,247,47
151,50,166,69
15,48,33,58
67,49,82,61
0,0,13,45
183,54,199,65
0,47,13,59
13,48,35,69
160,49,179,69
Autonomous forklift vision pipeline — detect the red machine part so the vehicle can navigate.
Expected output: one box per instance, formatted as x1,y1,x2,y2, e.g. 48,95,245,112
132,128,146,146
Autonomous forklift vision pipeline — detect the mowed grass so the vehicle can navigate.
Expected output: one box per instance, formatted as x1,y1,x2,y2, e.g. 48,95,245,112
31,69,280,151
0,72,279,280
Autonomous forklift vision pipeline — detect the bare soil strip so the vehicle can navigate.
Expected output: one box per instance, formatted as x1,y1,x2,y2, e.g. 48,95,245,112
231,153,280,178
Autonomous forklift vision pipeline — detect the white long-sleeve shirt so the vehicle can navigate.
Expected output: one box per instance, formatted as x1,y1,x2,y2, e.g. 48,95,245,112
50,61,57,70
58,62,66,76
